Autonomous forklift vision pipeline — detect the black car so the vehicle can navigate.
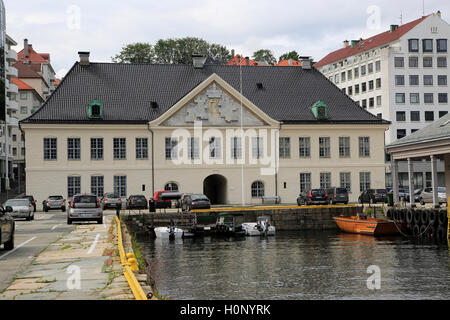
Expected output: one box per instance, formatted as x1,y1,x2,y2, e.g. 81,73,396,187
181,194,211,211
326,187,349,204
358,189,387,204
126,195,148,210
20,195,36,212
0,205,14,250
297,189,328,205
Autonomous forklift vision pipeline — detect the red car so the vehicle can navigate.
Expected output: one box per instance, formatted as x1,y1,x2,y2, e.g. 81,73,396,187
153,191,172,209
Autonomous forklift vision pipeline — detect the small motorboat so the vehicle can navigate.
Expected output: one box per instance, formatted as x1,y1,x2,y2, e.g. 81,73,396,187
154,225,184,239
215,213,246,236
242,216,276,236
333,215,399,236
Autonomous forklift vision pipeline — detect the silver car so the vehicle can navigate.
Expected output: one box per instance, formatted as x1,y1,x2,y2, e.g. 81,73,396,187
44,195,66,212
4,199,34,221
101,193,122,210
67,194,103,224
419,187,447,205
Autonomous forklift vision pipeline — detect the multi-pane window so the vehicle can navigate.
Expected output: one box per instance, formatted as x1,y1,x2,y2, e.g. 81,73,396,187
361,65,366,75
361,99,367,109
424,93,434,104
91,138,103,160
437,39,447,52
231,137,242,159
425,111,434,121
409,75,419,85
299,137,310,158
165,183,178,192
320,172,331,189
251,181,264,198
340,172,351,192
409,56,418,67
410,111,420,121
68,176,81,198
360,172,371,192
20,106,27,114
376,78,381,89
375,60,381,72
438,75,447,85
410,93,420,104
341,72,346,82
376,95,382,106
334,74,340,83
359,137,370,157
114,176,127,197
319,137,330,158
368,63,373,73
187,137,200,159
408,39,419,52
354,84,360,94
113,138,126,160
300,173,311,193
361,82,367,92
252,137,264,159
394,57,404,67
396,93,405,103
424,75,433,85
437,57,447,68
395,75,404,86
91,176,104,197
136,138,148,159
423,57,433,67
347,70,352,80
209,137,222,159
396,111,406,122
369,97,374,107
439,111,448,118
165,137,178,160
422,39,433,52
43,138,57,160
67,138,81,160
369,80,374,90
279,137,290,158
438,93,448,103
397,129,407,139
348,86,353,95
339,137,350,158
354,67,359,78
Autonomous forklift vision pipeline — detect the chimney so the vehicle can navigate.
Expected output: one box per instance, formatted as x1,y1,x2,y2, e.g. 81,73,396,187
288,58,293,66
300,56,312,70
78,51,90,66
231,49,235,57
343,40,349,48
390,25,399,32
245,56,249,66
24,39,29,55
192,54,205,69
437,10,441,17
351,40,359,48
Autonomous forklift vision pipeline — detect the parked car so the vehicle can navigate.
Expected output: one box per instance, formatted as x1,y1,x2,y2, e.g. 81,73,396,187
153,191,172,209
180,194,211,211
0,205,14,250
4,199,34,221
126,195,148,210
297,189,328,206
419,187,447,205
20,195,36,212
326,187,349,204
68,194,103,225
358,189,387,204
43,195,66,212
177,193,192,208
101,193,122,210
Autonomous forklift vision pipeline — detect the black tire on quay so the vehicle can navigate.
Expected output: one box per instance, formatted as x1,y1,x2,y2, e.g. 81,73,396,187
436,225,446,241
428,225,436,239
413,210,421,225
412,224,421,236
420,210,429,225
400,209,407,222
419,224,427,238
406,209,414,224
428,209,437,226
438,209,447,225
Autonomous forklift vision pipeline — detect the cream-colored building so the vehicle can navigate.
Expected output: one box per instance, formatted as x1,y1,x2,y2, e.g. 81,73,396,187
20,53,389,205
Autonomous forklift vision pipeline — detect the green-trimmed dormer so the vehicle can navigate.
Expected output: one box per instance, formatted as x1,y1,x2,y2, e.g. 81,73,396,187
311,100,328,120
88,99,103,119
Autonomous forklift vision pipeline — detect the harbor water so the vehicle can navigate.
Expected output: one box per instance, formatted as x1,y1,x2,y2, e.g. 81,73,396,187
137,231,450,300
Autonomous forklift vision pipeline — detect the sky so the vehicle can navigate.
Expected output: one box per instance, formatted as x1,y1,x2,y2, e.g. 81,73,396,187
4,0,449,79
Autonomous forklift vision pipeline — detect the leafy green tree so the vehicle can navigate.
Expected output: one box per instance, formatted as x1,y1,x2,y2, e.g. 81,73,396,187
279,51,300,62
112,43,155,63
252,49,276,65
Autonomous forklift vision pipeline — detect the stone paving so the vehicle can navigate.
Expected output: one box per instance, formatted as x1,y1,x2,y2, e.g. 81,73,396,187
0,214,137,300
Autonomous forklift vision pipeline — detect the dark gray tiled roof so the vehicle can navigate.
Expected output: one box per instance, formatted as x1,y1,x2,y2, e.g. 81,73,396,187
387,112,450,148
22,62,389,125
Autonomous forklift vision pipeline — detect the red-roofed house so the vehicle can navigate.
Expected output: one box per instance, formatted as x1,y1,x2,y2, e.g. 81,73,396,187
276,59,302,67
315,11,449,191
227,54,260,66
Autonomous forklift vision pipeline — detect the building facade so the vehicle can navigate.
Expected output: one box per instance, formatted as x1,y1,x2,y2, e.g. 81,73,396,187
21,54,389,205
315,12,449,189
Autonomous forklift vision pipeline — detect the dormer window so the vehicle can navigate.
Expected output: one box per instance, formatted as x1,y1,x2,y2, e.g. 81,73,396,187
311,101,328,120
88,99,103,119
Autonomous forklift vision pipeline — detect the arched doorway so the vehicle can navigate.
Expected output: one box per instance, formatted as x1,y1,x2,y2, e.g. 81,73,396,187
203,174,227,205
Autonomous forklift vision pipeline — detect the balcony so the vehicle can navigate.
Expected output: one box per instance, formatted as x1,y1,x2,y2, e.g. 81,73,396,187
6,98,19,112
6,49,17,62
6,115,19,127
6,65,18,78
8,82,18,95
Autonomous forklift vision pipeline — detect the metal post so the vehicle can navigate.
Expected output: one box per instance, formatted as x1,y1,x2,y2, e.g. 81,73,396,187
431,155,439,208
391,158,399,205
407,158,415,207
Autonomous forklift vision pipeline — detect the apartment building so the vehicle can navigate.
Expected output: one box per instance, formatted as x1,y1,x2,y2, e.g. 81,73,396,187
315,12,449,189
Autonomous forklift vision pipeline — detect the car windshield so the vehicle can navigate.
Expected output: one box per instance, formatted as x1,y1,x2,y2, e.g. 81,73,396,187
192,194,208,200
6,200,29,206
105,193,119,198
49,196,63,200
336,188,347,194
73,196,97,203
311,190,325,196
131,195,146,199
376,189,386,194
438,187,446,193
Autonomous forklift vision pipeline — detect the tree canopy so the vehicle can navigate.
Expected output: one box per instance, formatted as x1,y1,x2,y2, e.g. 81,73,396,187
252,49,276,65
279,50,300,62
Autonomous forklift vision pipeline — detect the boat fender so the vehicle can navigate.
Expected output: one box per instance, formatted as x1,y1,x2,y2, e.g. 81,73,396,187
428,210,436,226
419,225,427,238
438,209,446,225
436,225,446,241
412,224,420,236
421,210,429,225
400,209,406,222
413,210,421,225
428,225,436,239
406,209,414,224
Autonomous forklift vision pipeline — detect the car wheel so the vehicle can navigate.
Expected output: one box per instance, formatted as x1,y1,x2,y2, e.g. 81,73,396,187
62,207,66,212
67,218,72,225
33,206,36,213
44,207,48,212
4,231,14,250
97,218,103,224
31,213,34,221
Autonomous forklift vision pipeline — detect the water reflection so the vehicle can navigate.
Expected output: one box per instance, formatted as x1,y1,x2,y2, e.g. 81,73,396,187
138,231,450,300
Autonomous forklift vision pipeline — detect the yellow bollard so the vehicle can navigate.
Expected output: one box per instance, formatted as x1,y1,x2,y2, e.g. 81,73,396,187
127,253,139,272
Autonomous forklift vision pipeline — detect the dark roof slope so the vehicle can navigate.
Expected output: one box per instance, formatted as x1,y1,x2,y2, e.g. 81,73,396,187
22,61,388,125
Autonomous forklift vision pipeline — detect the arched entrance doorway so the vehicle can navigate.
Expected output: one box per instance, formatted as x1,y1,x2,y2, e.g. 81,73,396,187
203,174,227,205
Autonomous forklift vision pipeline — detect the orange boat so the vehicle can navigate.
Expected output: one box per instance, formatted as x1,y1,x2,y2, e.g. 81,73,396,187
333,216,400,236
